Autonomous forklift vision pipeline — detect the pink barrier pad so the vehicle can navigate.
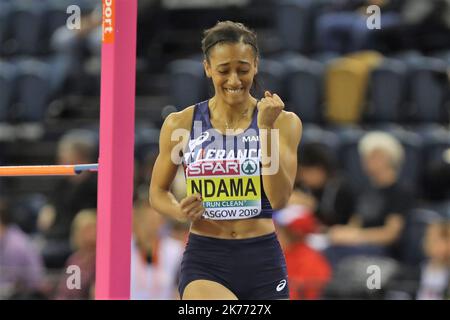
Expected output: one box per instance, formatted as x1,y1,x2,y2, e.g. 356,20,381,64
96,0,137,300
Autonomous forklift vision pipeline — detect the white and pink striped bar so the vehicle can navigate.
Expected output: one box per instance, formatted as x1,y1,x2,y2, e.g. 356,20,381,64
96,0,137,300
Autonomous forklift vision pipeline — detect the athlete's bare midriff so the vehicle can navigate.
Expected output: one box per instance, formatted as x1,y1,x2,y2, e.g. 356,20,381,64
190,218,275,239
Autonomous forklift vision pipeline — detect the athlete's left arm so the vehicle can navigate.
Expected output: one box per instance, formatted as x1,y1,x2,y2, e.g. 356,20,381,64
261,111,302,210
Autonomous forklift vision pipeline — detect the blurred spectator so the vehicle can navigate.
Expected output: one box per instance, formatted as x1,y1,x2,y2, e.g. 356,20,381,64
130,200,188,300
54,209,96,300
293,143,356,227
325,132,414,266
49,5,102,94
377,0,450,53
0,198,45,299
315,0,402,54
386,220,450,299
274,205,332,300
37,129,98,269
416,221,450,299
50,4,102,55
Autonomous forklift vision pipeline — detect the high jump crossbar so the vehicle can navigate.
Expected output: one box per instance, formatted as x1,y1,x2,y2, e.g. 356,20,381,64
0,164,99,176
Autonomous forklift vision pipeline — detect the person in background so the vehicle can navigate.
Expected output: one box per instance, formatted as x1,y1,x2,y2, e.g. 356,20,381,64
274,205,331,300
130,200,188,300
54,209,96,300
292,143,356,228
37,129,98,269
325,132,414,266
315,0,403,54
416,221,450,300
0,198,45,299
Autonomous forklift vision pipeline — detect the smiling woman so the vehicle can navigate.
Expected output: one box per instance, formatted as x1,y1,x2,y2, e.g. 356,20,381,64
202,22,259,111
149,20,302,300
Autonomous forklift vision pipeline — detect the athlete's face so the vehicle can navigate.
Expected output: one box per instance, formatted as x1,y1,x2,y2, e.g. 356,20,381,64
204,42,258,105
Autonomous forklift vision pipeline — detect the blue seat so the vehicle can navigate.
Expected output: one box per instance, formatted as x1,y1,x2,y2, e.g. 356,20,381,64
10,1,48,55
407,57,449,123
397,208,442,266
0,1,13,54
0,61,18,122
300,124,340,160
16,59,52,122
282,55,324,123
168,59,207,109
275,0,311,53
367,59,408,123
331,126,368,190
254,59,285,97
275,0,334,54
416,125,450,199
135,125,160,162
416,124,450,168
45,2,71,38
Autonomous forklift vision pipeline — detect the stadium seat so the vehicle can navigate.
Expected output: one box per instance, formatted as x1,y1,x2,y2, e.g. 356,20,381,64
367,59,408,123
331,126,368,190
16,59,52,122
397,208,442,266
407,57,449,123
274,0,310,53
0,1,12,55
0,61,18,122
10,1,48,55
416,124,450,168
323,255,400,299
300,124,340,161
135,125,160,162
45,1,71,39
283,54,324,123
168,59,208,109
324,51,383,125
275,0,334,54
254,59,285,96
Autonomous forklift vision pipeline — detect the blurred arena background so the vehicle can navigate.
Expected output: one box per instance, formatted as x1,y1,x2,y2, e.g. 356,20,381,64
0,0,449,300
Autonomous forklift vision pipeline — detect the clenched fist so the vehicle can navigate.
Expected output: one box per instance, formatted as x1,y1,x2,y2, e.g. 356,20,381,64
257,91,285,129
179,193,205,222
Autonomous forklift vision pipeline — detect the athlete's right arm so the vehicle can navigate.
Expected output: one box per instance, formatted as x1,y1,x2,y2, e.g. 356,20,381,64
149,112,188,222
149,109,205,223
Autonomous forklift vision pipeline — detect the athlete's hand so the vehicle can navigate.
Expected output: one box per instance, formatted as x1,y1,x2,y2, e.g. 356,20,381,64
257,91,285,129
179,193,205,222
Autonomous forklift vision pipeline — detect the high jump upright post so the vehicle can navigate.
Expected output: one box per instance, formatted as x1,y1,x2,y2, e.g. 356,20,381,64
96,0,137,299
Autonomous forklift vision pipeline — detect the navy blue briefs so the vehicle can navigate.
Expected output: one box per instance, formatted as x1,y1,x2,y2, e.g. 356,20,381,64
179,232,289,300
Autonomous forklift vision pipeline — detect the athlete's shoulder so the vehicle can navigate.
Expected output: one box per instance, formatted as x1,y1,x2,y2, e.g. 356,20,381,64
275,111,302,131
162,104,196,132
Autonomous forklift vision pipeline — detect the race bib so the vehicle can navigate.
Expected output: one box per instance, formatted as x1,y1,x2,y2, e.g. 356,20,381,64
186,157,262,220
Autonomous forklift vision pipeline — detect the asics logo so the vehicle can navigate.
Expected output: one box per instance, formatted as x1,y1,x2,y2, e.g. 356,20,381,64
276,279,287,292
188,132,210,151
